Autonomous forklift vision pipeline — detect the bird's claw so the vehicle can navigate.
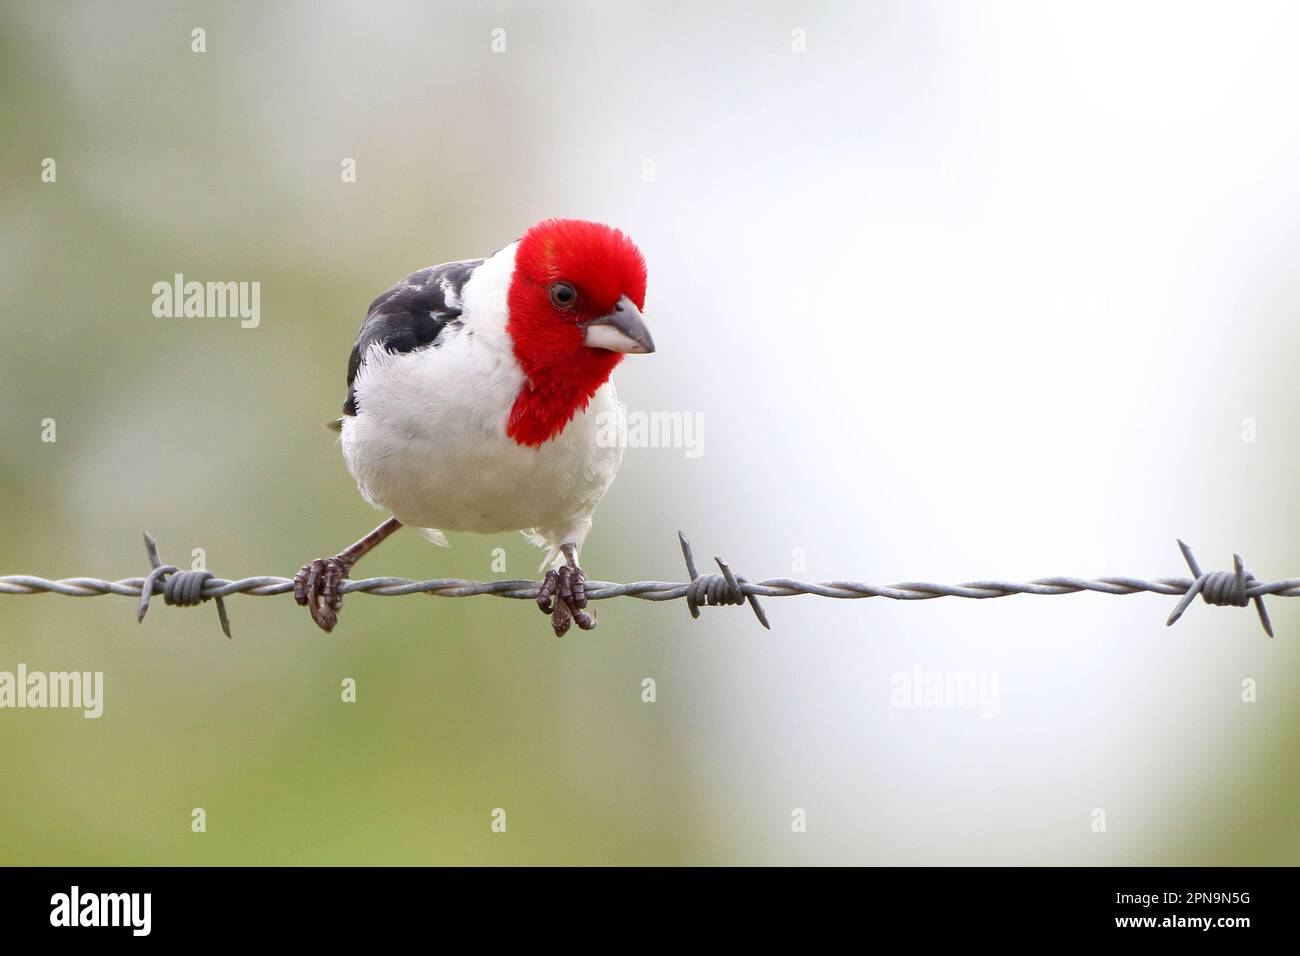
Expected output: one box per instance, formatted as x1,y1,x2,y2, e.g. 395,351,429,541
537,565,596,637
293,556,352,633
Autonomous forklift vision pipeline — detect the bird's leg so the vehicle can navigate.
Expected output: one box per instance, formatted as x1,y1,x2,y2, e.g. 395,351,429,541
293,517,402,632
536,543,596,637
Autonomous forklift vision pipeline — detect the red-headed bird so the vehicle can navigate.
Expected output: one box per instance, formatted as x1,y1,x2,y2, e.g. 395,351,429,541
293,219,654,635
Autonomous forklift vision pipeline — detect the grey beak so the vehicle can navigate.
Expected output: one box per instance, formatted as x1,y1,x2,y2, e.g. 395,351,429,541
581,295,655,354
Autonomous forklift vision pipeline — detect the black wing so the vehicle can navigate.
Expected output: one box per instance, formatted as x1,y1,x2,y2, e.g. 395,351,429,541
343,258,483,416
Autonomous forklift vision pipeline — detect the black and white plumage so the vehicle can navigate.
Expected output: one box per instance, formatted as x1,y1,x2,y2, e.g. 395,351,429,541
343,258,482,416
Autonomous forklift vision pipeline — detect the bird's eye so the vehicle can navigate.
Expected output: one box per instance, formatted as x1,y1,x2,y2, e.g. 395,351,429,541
548,281,577,310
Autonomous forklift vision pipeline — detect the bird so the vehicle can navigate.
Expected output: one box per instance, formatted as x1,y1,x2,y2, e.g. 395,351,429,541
293,218,655,636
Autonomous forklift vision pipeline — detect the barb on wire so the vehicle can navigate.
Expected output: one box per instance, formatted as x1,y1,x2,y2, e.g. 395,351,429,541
678,531,769,629
138,532,232,638
1165,539,1273,637
0,533,1293,638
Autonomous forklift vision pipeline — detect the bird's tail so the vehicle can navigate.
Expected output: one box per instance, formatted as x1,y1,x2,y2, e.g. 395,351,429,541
416,528,450,548
521,529,562,571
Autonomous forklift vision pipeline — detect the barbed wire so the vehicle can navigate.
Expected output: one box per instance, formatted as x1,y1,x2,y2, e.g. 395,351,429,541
0,532,1289,638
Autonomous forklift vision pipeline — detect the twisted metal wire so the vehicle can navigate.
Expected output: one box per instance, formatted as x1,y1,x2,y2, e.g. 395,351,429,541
0,533,1291,638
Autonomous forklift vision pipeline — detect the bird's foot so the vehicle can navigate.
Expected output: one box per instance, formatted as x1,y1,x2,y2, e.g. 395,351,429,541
536,564,596,637
293,555,354,633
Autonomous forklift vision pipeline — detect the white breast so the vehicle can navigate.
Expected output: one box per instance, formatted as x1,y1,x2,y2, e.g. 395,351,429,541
339,243,625,555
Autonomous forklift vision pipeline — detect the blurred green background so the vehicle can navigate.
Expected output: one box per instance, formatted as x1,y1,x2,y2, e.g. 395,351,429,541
1,0,1296,865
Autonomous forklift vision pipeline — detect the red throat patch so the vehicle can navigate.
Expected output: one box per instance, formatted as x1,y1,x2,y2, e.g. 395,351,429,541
505,219,648,447
506,349,623,447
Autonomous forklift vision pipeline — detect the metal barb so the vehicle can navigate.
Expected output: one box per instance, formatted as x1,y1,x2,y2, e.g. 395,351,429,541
137,532,232,638
1166,539,1273,638
677,532,771,629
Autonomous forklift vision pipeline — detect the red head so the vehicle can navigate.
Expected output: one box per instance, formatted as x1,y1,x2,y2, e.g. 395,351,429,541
506,219,653,447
